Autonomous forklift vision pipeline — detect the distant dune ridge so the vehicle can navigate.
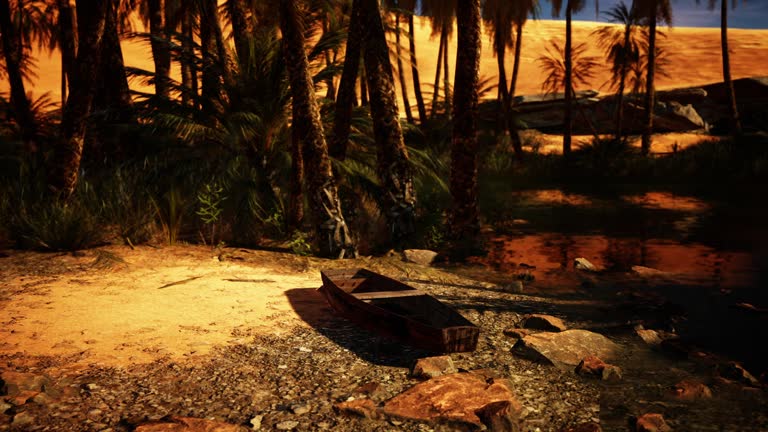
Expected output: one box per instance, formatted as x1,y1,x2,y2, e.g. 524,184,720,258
4,17,768,113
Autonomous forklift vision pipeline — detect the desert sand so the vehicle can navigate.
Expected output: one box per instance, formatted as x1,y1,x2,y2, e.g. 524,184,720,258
5,18,768,106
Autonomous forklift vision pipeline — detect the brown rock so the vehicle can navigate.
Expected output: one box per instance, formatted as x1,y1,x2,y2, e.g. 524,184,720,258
520,314,567,332
403,249,438,265
717,362,760,387
11,411,35,427
134,416,248,432
352,381,380,397
334,399,378,419
513,330,620,370
602,365,623,381
634,413,672,432
575,356,607,377
383,373,522,431
0,371,50,397
635,329,664,346
7,390,39,406
563,422,602,432
411,356,457,379
670,380,712,400
503,328,530,339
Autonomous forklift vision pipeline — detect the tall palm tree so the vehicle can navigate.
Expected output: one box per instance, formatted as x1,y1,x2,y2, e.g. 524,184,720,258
551,0,587,158
509,0,539,101
330,0,362,160
636,0,672,155
142,0,172,99
279,0,355,258
448,0,481,252
593,1,641,140
390,1,414,124
422,0,455,118
360,0,415,247
48,0,109,198
697,0,741,134
481,0,515,103
226,0,252,68
0,0,37,153
57,0,76,107
399,0,427,123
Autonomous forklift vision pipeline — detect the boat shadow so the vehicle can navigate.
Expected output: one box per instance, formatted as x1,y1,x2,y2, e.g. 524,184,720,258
284,287,437,367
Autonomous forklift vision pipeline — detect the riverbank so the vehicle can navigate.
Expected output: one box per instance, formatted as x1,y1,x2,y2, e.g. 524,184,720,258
1,245,765,431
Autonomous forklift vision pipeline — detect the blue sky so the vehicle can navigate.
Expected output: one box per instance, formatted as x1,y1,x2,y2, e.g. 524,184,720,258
538,0,768,29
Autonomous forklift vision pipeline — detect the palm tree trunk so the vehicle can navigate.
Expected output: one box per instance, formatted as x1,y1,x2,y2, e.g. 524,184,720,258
494,27,509,103
0,0,36,153
448,0,481,252
58,0,76,107
509,22,523,100
641,2,657,156
394,12,414,124
408,14,427,123
431,27,445,116
228,0,251,67
442,26,451,116
97,0,133,122
49,0,109,198
360,65,369,105
289,107,304,232
200,0,222,116
615,21,632,141
360,0,416,247
322,16,337,100
279,0,355,258
330,0,363,160
148,0,171,99
563,3,573,158
181,9,196,108
721,0,741,135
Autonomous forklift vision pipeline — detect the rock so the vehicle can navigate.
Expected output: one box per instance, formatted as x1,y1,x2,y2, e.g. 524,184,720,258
562,423,602,432
411,356,457,379
602,365,623,381
513,330,620,370
382,372,522,431
631,266,670,278
575,356,607,377
290,403,310,415
248,415,262,430
275,421,299,431
11,411,35,427
520,314,567,332
634,413,672,432
503,328,530,339
574,258,598,272
352,382,380,397
334,399,378,419
670,380,712,400
134,416,248,432
0,401,11,414
0,371,50,396
717,362,760,387
657,87,708,105
655,101,708,132
635,328,664,346
403,249,438,266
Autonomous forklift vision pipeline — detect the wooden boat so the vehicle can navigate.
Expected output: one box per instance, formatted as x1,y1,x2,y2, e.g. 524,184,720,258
319,268,479,353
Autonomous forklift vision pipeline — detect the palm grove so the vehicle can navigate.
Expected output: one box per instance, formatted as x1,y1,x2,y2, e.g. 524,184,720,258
0,0,749,257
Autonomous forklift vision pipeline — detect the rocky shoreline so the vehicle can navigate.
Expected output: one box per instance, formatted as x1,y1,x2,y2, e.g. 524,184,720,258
1,248,767,431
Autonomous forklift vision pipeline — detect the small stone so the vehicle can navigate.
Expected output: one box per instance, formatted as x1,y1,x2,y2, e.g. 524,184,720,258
520,314,567,332
411,356,457,379
717,362,760,387
602,365,623,381
334,399,378,419
352,382,380,396
88,409,103,417
574,258,598,272
249,414,263,430
403,249,438,265
12,411,35,427
84,383,99,391
635,328,664,346
562,422,602,432
275,421,299,430
503,328,530,339
0,402,11,413
670,380,712,400
316,421,330,429
7,390,39,406
298,347,312,353
575,356,607,377
290,403,311,415
634,413,672,432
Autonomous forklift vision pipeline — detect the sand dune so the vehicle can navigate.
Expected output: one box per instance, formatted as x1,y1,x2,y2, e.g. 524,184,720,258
3,17,768,111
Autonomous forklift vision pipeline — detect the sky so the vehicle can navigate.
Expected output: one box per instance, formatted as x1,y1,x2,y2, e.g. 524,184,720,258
537,0,768,29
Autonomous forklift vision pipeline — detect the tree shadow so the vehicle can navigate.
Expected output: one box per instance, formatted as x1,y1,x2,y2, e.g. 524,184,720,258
284,288,436,367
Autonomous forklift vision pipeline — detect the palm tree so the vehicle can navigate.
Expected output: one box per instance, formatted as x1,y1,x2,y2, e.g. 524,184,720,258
330,0,362,160
390,1,414,124
448,0,481,253
551,0,587,158
360,0,415,247
141,0,172,99
592,1,641,140
48,0,110,198
279,0,355,258
57,0,76,107
225,0,252,68
509,0,539,101
697,0,741,134
0,0,37,153
422,0,455,118
399,0,427,123
481,0,515,103
635,0,672,155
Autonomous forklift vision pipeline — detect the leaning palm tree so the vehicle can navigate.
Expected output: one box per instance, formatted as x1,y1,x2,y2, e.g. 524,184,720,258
635,0,672,155
329,0,362,160
592,1,641,140
422,0,456,118
399,0,427,123
448,0,481,253
697,0,741,134
279,0,356,258
509,0,539,101
360,0,416,247
482,0,515,103
550,0,588,158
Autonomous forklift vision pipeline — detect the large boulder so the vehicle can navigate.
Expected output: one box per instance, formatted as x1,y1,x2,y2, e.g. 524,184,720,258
654,101,708,132
134,417,248,432
513,330,620,370
657,87,708,105
382,372,523,431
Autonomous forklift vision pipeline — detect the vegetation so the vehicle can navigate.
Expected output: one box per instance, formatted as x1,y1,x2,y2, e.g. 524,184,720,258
0,0,764,258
